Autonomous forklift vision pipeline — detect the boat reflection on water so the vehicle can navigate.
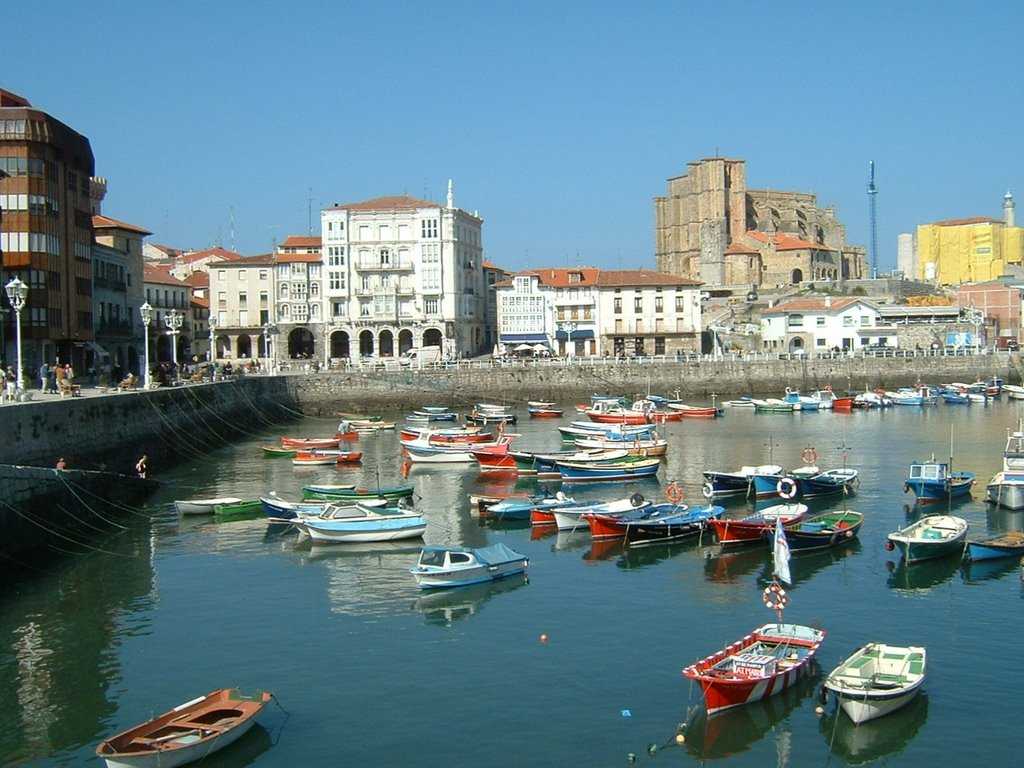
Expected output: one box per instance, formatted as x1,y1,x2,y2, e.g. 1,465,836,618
582,537,623,563
552,530,592,555
819,692,929,765
411,572,529,627
299,541,422,616
960,556,1020,584
478,516,531,532
886,555,961,592
186,723,273,768
617,536,710,572
681,675,816,760
703,545,768,583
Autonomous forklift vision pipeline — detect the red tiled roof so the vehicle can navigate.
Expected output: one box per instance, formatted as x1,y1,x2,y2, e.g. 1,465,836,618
92,214,153,236
763,297,870,315
280,235,322,247
327,195,439,211
595,269,702,287
182,247,245,264
190,295,210,309
143,264,188,286
147,243,187,259
725,241,759,255
182,272,209,288
745,231,832,251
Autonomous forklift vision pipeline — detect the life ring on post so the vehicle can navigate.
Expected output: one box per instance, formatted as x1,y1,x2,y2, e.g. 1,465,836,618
801,447,818,465
763,583,789,611
702,482,714,499
777,477,798,500
665,482,684,504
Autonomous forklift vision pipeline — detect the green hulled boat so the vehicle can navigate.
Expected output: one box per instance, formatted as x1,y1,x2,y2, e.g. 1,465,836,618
262,445,297,458
301,483,415,502
213,500,264,520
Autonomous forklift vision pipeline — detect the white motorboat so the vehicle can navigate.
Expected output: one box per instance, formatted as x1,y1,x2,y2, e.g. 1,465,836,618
986,423,1024,510
410,543,529,589
174,497,243,515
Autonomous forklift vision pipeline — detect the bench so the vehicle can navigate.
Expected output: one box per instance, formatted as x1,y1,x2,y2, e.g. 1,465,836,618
58,381,82,397
118,374,137,391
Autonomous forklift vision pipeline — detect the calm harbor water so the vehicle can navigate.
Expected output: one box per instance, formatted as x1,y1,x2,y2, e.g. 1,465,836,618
4,398,1023,767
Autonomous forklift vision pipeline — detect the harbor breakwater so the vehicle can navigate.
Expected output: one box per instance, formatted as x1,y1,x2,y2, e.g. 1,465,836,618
1,355,1019,467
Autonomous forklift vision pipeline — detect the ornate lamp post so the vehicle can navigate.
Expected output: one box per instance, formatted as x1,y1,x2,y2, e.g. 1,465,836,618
5,277,28,391
263,322,278,374
140,301,152,388
559,320,578,360
208,313,217,363
164,308,183,382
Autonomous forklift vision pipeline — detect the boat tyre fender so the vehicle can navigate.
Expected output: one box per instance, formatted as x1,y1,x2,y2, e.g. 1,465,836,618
763,584,788,610
702,482,714,499
630,492,645,507
777,478,798,500
903,482,910,493
801,447,818,465
665,483,683,504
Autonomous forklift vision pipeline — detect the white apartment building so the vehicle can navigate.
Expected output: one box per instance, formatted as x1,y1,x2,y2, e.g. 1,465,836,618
495,268,704,357
208,257,275,364
760,297,887,353
320,183,485,360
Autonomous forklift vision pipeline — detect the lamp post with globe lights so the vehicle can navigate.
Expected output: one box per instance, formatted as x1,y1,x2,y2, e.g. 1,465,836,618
5,277,28,392
140,302,152,388
208,313,217,364
164,309,183,383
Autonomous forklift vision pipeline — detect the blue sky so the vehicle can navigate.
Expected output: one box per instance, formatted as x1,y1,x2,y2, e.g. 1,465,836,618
4,1,1021,273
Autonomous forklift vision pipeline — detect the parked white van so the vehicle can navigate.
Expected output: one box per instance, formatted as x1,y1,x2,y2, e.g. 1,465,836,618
399,346,443,366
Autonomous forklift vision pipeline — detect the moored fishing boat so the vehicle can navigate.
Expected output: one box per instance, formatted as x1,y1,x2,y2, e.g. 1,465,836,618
410,543,529,589
291,449,363,466
527,404,564,418
96,688,272,768
824,643,926,724
886,514,968,564
708,503,808,546
279,436,342,450
556,456,661,482
301,483,414,502
513,448,631,477
964,531,1024,561
174,497,244,515
261,445,297,458
903,456,974,503
665,402,722,417
212,500,264,521
550,494,650,532
684,511,825,714
986,423,1024,510
573,435,669,456
772,509,864,552
585,502,723,545
752,467,859,499
479,491,578,521
294,506,427,543
702,463,785,498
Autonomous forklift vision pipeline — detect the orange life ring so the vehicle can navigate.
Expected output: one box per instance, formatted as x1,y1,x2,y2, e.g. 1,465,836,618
777,477,798,500
763,584,789,610
498,421,505,435
801,447,818,465
665,482,684,504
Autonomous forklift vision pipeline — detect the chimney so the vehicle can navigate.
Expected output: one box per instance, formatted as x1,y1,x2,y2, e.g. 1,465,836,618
1005,191,1015,228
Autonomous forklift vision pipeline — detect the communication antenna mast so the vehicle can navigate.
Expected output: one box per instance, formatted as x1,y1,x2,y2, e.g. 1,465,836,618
867,161,878,278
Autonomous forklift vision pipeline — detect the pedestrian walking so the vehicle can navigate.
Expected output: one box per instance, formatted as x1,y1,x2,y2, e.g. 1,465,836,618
47,362,58,393
39,362,50,391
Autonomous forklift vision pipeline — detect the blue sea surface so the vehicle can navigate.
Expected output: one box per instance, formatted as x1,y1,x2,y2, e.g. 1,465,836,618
4,399,1022,766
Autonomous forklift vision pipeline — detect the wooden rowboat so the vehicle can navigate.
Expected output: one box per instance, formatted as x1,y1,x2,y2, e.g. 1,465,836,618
96,688,271,768
279,436,341,449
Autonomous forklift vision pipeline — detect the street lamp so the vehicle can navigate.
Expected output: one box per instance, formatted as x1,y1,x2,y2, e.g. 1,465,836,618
263,322,278,374
164,308,183,382
208,313,217,363
559,320,578,360
140,301,152,388
5,277,28,391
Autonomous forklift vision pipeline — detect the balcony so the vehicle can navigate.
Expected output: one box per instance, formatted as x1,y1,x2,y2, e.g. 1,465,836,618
355,260,414,272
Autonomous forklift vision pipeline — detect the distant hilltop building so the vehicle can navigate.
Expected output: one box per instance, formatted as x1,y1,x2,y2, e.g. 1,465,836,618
901,192,1024,285
653,156,867,289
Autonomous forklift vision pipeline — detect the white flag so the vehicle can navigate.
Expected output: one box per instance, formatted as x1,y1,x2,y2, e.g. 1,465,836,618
773,514,792,585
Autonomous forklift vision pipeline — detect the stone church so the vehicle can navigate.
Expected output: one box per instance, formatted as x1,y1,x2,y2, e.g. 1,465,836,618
654,157,868,289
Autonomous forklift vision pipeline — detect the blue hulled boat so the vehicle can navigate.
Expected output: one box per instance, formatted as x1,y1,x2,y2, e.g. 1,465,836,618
904,456,975,503
556,456,661,482
751,467,859,499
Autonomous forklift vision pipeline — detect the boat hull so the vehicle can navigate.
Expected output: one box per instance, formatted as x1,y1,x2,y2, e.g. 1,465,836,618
986,473,1024,509
886,515,968,564
708,504,808,546
410,544,529,589
683,623,826,714
965,531,1024,561
302,484,414,501
96,689,270,768
557,458,661,482
174,497,243,515
824,643,926,724
301,515,427,543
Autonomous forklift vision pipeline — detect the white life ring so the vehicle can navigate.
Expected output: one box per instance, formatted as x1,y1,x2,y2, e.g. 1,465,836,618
702,482,714,499
777,477,798,500
763,584,789,610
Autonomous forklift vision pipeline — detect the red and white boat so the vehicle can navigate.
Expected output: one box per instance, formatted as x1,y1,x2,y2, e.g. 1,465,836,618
471,439,519,472
682,621,826,714
280,436,342,450
292,449,363,466
666,402,722,418
707,503,807,546
398,426,493,443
